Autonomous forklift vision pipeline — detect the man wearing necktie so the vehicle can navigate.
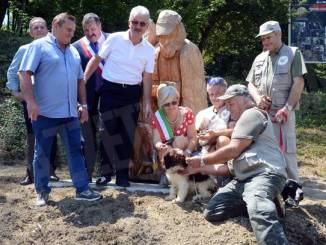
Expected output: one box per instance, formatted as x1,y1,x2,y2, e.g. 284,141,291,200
73,13,109,183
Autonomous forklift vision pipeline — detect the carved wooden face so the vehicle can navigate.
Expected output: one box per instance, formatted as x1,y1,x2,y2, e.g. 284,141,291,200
158,27,185,58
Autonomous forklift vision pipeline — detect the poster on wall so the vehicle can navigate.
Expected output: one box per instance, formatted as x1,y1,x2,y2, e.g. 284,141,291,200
290,0,326,63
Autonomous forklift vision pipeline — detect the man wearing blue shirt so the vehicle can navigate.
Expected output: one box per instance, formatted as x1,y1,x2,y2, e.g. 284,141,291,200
6,17,60,185
18,12,102,206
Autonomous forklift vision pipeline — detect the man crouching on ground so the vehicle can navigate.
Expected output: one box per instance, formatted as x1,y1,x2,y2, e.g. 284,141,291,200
186,84,288,244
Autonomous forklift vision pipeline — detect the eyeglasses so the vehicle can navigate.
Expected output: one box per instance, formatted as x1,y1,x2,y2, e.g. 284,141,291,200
131,20,147,27
163,101,178,107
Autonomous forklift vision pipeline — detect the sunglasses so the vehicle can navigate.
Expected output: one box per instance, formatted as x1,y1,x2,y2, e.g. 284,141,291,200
131,20,147,27
163,101,178,107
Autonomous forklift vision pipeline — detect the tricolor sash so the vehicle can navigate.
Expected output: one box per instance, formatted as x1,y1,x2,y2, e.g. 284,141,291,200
79,36,105,75
153,109,174,142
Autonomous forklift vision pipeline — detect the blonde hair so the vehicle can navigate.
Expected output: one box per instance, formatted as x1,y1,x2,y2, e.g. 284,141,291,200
157,82,180,108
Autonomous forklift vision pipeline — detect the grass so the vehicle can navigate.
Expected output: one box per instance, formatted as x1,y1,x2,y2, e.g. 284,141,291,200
297,127,326,179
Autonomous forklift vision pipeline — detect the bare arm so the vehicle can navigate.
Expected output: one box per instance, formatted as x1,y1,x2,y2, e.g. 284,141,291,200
77,78,88,123
248,82,271,110
286,76,305,107
84,55,102,82
142,72,153,122
186,138,252,168
181,163,231,177
198,128,233,142
185,122,198,154
18,71,39,121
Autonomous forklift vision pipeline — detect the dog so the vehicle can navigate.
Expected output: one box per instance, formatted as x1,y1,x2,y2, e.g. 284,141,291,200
163,149,216,203
281,179,304,207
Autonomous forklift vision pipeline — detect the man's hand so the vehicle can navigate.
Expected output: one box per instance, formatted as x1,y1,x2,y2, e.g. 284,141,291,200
272,107,288,124
143,102,153,123
78,106,89,123
198,129,217,143
256,95,272,111
27,100,39,121
185,156,201,168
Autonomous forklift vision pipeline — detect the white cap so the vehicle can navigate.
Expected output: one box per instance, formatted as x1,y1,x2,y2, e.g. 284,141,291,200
256,21,281,38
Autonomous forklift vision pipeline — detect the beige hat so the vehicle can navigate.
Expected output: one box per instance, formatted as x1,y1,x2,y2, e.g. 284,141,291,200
156,10,182,35
256,21,281,37
218,84,249,101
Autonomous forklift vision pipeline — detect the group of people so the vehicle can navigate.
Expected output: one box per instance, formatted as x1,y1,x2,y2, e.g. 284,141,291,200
6,4,307,244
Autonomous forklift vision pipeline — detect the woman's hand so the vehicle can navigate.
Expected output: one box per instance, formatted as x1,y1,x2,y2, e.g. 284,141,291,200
156,142,172,156
198,129,216,142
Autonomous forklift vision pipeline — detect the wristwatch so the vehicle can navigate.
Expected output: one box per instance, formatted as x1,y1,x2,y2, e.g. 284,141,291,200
185,149,192,156
200,156,206,167
285,103,294,111
80,104,88,109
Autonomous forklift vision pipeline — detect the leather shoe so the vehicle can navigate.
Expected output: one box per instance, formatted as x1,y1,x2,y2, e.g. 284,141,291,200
49,174,60,182
20,176,33,185
96,176,111,186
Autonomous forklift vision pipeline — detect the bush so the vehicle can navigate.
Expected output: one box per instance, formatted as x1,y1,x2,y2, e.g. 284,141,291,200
0,97,25,159
0,31,31,95
296,91,326,128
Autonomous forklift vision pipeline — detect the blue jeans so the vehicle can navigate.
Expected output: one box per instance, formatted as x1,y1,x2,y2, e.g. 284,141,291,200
32,116,89,195
204,173,288,245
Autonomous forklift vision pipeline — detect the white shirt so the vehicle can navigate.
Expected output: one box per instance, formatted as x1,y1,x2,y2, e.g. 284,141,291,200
98,30,155,85
195,106,230,132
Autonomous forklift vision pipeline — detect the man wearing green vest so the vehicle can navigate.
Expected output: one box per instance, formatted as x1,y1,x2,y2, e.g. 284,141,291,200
246,21,307,184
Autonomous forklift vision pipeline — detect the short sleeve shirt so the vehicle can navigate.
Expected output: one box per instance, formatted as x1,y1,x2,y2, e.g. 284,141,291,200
6,44,30,92
152,107,195,137
231,107,267,141
246,46,307,84
195,106,230,131
98,31,155,85
19,33,83,118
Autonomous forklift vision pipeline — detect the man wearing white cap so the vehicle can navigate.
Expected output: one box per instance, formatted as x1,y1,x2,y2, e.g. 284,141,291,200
153,10,207,114
246,20,307,183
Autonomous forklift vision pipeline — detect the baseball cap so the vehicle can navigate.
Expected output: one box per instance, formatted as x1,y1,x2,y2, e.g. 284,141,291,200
256,21,281,37
218,84,249,101
156,10,182,35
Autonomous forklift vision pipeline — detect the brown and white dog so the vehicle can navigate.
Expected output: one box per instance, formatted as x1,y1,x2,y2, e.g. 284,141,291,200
164,149,216,203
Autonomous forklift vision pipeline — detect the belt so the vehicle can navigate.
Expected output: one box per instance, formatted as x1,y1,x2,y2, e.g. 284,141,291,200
104,80,140,88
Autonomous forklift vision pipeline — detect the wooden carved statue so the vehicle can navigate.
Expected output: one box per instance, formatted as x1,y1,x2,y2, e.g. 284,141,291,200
130,11,207,182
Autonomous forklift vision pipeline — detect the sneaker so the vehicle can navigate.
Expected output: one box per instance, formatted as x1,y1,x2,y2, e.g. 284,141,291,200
95,176,111,186
35,192,49,206
49,174,60,182
75,188,102,201
20,176,34,185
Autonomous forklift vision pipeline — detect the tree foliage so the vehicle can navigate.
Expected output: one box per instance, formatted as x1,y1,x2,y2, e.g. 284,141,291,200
1,0,325,88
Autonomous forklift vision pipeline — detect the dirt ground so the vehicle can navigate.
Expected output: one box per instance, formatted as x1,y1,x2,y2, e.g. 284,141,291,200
0,164,326,245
